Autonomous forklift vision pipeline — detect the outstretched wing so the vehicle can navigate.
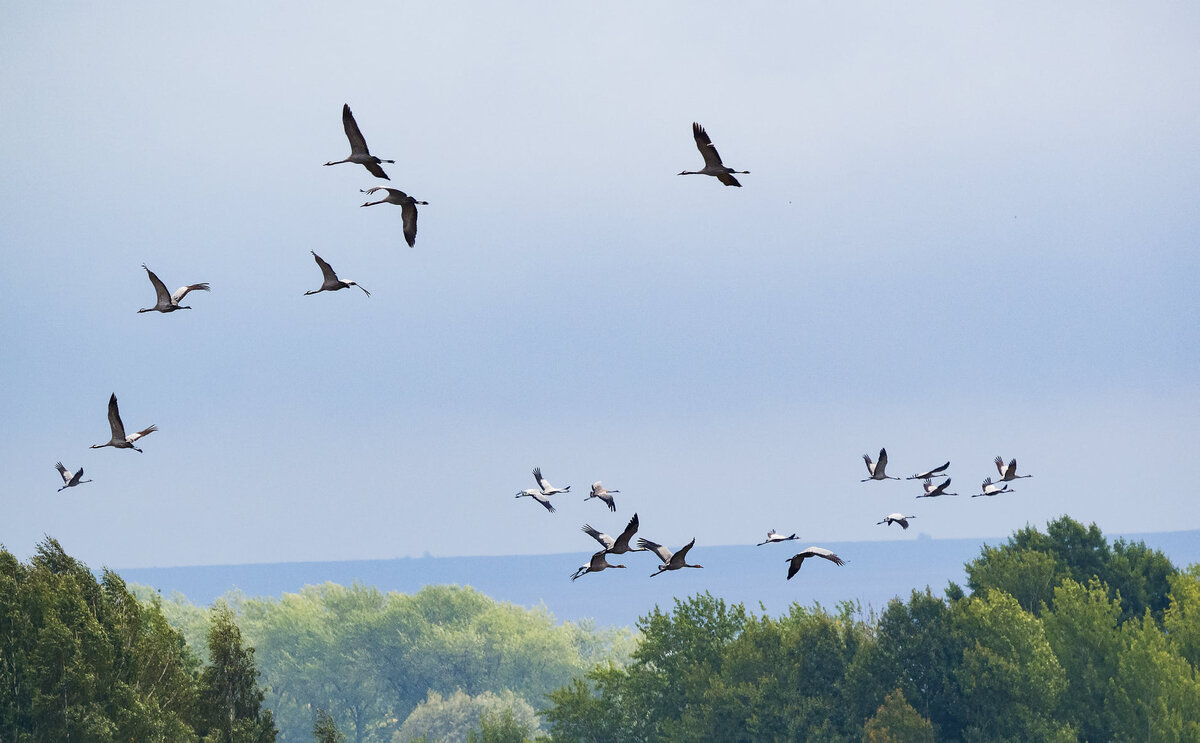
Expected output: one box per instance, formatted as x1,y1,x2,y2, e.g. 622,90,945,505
401,200,419,247
877,448,889,472
341,103,370,155
363,160,390,179
581,524,614,549
801,546,846,566
994,455,1006,476
692,122,724,168
55,462,70,483
613,513,640,550
671,538,697,566
143,265,172,306
786,554,807,580
107,393,127,441
171,283,210,304
716,171,742,187
636,538,671,564
127,425,157,443
311,251,338,283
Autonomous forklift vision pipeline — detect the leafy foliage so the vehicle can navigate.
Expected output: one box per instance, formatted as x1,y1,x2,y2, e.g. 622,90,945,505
543,516,1200,742
861,689,934,743
0,539,275,742
152,581,634,742
393,689,541,743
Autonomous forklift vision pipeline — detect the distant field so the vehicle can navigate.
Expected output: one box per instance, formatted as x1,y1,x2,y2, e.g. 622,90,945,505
121,530,1200,628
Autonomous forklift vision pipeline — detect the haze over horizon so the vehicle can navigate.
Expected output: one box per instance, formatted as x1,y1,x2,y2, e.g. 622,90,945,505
3,4,1197,571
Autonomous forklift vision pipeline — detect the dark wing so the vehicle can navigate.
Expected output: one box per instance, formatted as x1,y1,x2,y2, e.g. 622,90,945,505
55,462,70,483
107,393,127,441
1008,458,1018,474
613,513,640,550
538,494,556,513
68,468,84,487
589,550,609,570
311,251,338,283
341,103,370,155
692,122,724,168
716,171,742,187
671,538,696,566
786,554,807,580
143,265,172,306
877,448,889,471
363,160,390,180
928,461,950,476
401,200,418,247
994,455,1006,475
815,549,846,566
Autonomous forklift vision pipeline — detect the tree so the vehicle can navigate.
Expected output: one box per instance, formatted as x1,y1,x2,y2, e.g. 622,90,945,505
952,589,1073,741
1107,611,1200,741
842,589,963,738
965,516,1177,621
0,539,205,741
394,689,540,743
466,708,537,743
861,689,934,742
314,708,346,743
198,603,276,743
1039,577,1122,740
1164,565,1200,669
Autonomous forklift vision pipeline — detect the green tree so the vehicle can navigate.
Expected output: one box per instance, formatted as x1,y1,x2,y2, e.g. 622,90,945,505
1040,577,1122,740
0,539,205,742
861,689,934,742
540,665,645,743
1107,611,1200,741
394,689,540,743
842,589,963,738
465,708,536,743
952,589,1073,741
198,603,276,743
1164,565,1200,669
314,708,345,743
965,516,1177,621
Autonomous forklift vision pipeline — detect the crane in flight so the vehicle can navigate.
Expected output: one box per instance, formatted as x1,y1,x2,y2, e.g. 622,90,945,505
786,547,846,579
90,393,156,453
678,122,749,187
137,265,209,313
324,103,394,179
360,187,427,247
862,448,900,482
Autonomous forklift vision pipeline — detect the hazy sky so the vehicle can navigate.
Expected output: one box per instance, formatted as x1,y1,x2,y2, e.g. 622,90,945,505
2,3,1197,570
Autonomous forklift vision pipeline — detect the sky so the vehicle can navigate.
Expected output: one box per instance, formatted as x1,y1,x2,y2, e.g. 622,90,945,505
2,3,1198,571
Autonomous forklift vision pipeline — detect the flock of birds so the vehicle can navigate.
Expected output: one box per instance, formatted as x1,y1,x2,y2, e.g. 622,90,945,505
49,104,1035,589
529,446,1034,583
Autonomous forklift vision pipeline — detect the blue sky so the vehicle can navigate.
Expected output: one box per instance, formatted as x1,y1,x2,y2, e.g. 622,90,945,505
2,3,1198,570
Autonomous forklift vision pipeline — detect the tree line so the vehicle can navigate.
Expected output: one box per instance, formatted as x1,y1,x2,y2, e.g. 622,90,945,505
542,516,1200,741
4,515,1200,741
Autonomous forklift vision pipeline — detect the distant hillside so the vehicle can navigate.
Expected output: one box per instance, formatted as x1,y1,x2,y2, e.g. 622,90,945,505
121,530,1200,628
